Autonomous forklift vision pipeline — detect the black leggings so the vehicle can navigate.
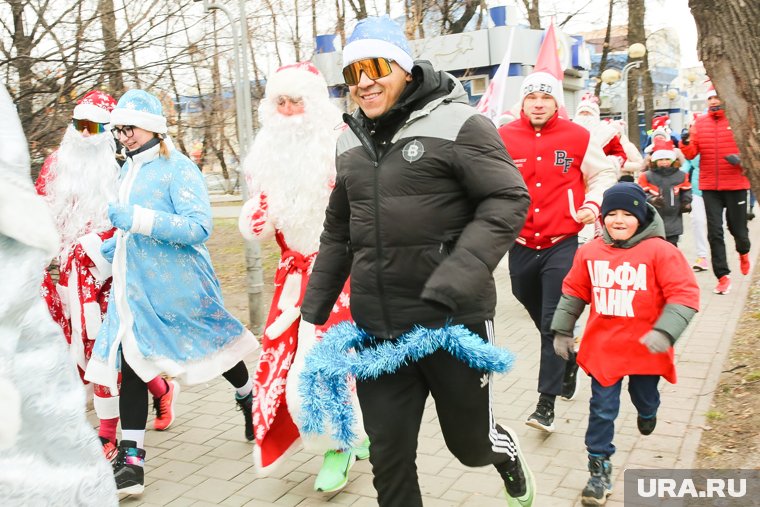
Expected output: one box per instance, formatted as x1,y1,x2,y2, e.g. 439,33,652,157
119,353,249,430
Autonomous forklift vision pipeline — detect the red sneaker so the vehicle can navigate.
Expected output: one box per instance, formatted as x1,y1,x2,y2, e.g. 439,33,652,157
713,275,731,295
153,379,180,431
101,437,118,461
740,253,751,275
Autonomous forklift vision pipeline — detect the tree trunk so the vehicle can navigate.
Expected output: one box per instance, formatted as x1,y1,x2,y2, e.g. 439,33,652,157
10,1,34,133
99,0,124,94
448,0,479,35
521,0,541,30
627,0,646,147
594,0,615,97
293,0,301,61
689,0,760,197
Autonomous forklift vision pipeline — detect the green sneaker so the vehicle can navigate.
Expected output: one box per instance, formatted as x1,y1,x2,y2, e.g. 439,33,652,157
497,426,535,506
314,449,356,492
353,437,370,460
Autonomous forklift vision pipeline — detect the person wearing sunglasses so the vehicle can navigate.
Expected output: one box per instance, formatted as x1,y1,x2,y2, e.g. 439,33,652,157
34,89,157,462
300,16,535,507
84,89,259,496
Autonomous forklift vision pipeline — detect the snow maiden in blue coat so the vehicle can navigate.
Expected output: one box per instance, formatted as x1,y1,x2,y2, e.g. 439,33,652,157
85,90,259,496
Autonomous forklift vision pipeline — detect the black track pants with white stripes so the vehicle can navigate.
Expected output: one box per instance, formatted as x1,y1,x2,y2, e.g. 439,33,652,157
356,320,516,507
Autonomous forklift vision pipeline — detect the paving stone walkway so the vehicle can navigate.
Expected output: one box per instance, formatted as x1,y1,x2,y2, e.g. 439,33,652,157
112,213,759,506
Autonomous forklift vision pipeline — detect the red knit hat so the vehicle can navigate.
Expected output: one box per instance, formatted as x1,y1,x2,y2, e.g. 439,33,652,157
73,90,117,124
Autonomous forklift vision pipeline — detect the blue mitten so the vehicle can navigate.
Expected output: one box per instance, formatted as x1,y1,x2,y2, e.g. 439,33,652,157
108,203,134,231
100,237,116,263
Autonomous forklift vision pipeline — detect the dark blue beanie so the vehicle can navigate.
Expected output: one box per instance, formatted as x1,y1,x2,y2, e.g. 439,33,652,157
601,182,648,224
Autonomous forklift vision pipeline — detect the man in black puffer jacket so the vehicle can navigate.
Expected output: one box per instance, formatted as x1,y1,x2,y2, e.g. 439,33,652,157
301,16,533,507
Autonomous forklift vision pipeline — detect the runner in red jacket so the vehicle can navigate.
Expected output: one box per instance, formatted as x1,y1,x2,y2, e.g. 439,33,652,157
681,84,751,294
498,71,617,434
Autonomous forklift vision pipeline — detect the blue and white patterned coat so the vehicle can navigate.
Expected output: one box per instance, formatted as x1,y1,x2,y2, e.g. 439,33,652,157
85,139,257,391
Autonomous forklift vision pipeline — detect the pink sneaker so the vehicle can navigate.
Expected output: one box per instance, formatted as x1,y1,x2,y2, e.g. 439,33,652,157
713,275,731,295
740,253,751,275
692,257,709,272
153,379,180,431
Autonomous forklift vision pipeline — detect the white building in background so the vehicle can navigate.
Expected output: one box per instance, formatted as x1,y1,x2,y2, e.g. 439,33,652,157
311,6,593,115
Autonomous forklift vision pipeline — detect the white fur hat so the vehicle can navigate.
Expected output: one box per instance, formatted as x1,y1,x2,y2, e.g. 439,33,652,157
265,62,329,104
575,92,600,118
520,71,563,105
72,90,116,124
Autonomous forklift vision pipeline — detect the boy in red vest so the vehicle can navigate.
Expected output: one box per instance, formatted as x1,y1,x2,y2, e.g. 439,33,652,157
551,182,699,506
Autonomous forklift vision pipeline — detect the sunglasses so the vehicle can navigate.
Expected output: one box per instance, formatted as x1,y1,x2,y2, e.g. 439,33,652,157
111,125,135,139
72,118,108,134
342,57,394,86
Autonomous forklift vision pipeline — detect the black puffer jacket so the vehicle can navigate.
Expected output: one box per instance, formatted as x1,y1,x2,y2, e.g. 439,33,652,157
301,61,530,339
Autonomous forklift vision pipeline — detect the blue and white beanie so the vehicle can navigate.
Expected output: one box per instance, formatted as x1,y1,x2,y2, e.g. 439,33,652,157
342,16,414,73
110,89,167,134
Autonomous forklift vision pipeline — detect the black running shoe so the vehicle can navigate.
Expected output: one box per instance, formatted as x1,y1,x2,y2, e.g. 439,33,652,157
112,440,145,495
561,356,580,401
525,398,555,432
495,426,535,506
637,414,657,435
235,392,254,441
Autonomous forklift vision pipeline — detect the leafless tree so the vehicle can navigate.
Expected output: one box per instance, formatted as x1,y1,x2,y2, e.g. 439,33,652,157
627,0,653,146
593,0,616,97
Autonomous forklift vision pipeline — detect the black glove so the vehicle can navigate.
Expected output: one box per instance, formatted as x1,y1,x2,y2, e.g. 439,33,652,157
680,128,690,145
553,334,575,361
680,202,692,213
725,154,741,166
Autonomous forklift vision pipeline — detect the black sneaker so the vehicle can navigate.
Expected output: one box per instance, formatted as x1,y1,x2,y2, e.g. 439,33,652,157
235,392,254,441
494,426,535,506
526,398,555,432
561,356,580,401
637,414,657,435
112,440,145,495
581,455,612,506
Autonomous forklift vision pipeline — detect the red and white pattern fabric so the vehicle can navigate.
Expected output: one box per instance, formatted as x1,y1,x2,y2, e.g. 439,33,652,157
251,231,352,471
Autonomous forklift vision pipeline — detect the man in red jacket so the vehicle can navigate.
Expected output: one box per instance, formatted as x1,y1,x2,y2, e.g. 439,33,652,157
498,72,617,433
681,83,751,295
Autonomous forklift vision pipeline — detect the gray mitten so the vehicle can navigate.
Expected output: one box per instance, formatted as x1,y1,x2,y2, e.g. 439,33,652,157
724,154,741,166
553,334,575,360
640,329,672,353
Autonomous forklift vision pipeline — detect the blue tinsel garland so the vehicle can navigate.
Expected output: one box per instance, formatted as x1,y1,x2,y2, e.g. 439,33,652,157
298,321,516,449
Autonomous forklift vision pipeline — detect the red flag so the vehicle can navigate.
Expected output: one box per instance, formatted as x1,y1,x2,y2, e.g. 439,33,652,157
534,21,563,81
532,20,569,118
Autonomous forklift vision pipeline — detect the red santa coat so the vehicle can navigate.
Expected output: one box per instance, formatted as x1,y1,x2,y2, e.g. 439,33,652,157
36,154,120,414
562,236,700,387
499,112,617,249
240,195,352,471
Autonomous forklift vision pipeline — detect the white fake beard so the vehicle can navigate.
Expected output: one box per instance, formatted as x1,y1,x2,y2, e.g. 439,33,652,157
574,114,600,132
44,126,120,257
243,101,342,254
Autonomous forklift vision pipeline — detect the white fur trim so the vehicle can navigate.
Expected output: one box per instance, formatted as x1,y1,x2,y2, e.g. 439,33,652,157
83,301,103,348
342,39,414,73
73,103,110,123
0,377,21,449
78,232,112,281
265,68,328,102
706,89,717,99
264,306,301,340
576,103,599,117
278,273,302,311
110,108,167,134
0,185,60,257
652,149,676,162
93,393,120,419
252,436,302,475
130,205,155,236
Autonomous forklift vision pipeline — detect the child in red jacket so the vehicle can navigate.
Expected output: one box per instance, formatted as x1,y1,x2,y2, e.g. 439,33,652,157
550,182,700,506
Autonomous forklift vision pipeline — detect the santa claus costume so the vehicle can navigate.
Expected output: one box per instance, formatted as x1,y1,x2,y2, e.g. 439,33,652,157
239,62,367,492
0,80,117,506
35,91,177,460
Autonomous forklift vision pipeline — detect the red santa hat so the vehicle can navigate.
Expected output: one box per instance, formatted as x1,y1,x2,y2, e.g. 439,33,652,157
705,81,717,99
72,90,116,124
265,62,329,105
575,92,600,118
651,115,670,131
651,137,676,162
